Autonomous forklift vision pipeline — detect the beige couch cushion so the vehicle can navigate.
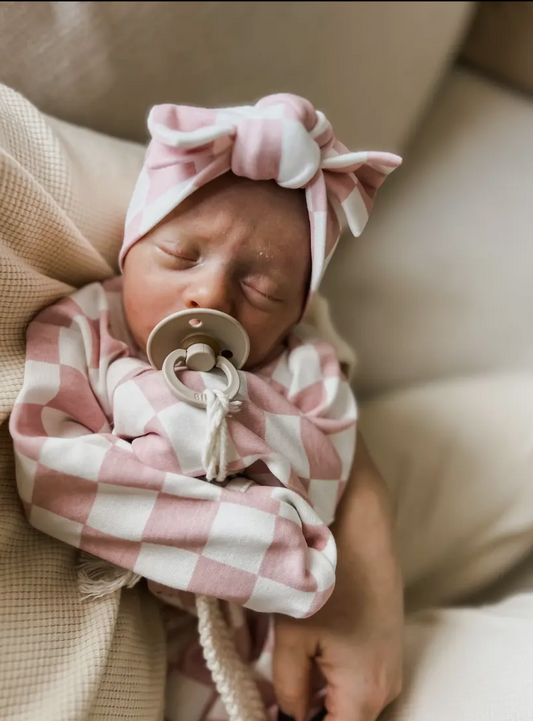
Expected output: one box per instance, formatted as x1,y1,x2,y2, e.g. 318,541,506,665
320,67,533,609
361,373,533,611
0,1,473,150
324,68,533,398
462,1,533,94
385,594,533,721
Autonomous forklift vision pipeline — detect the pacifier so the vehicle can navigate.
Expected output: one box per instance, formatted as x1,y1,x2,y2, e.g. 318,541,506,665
146,309,250,409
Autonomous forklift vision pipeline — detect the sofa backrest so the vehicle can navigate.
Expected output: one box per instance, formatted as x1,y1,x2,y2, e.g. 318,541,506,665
0,2,474,151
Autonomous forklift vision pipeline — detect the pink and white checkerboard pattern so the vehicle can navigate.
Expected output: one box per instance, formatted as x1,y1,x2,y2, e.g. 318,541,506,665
10,278,356,720
10,279,356,621
120,94,402,299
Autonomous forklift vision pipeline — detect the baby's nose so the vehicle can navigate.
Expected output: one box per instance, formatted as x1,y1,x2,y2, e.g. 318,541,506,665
183,273,233,315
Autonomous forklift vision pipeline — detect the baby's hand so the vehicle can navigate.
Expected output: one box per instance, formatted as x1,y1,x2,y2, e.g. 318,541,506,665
273,438,403,721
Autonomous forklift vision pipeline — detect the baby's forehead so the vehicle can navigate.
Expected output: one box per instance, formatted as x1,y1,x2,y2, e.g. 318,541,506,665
182,173,307,216
168,175,311,258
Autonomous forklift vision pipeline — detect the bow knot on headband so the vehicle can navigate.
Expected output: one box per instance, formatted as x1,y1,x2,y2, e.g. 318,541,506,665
121,93,402,295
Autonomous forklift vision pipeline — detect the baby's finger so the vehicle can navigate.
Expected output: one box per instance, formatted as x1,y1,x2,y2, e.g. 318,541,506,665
273,627,312,721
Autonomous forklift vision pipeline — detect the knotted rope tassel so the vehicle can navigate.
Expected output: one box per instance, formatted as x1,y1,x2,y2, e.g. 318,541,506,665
203,387,242,483
198,387,267,720
196,595,267,721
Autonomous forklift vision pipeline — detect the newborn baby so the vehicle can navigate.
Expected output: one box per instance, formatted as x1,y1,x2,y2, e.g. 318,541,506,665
10,95,402,721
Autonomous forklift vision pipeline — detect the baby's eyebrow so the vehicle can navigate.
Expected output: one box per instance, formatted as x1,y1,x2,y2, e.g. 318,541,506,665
248,254,288,280
156,228,206,245
252,267,298,296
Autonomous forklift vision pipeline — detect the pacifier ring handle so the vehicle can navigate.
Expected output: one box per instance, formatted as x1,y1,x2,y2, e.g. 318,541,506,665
162,349,241,409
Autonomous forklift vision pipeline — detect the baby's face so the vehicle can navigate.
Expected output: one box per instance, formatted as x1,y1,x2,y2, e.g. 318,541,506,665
122,173,311,369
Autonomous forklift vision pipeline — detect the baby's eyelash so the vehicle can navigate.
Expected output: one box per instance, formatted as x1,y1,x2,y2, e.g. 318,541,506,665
158,245,196,262
256,288,278,301
242,281,282,303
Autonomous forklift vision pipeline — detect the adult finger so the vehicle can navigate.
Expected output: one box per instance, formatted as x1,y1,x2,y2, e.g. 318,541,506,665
273,626,313,721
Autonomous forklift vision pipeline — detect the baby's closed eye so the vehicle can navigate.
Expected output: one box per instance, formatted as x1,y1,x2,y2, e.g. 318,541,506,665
154,239,198,267
242,277,284,304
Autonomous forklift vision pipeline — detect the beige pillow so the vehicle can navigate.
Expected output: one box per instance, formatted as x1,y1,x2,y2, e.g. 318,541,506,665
360,373,533,611
385,594,533,721
323,69,533,398
321,70,533,608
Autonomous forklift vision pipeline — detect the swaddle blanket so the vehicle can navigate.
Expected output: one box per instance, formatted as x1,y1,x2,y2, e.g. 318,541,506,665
9,276,357,720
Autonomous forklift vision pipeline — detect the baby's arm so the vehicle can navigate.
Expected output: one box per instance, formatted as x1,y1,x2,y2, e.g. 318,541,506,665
9,292,336,618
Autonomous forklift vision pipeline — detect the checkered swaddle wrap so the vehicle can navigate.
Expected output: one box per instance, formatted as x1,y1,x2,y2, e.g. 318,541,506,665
10,278,356,720
9,277,356,721
120,94,402,300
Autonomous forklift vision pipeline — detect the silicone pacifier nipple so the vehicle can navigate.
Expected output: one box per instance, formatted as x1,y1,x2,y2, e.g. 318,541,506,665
186,343,217,372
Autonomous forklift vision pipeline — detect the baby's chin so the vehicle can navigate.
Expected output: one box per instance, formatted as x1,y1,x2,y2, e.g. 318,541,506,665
244,340,288,371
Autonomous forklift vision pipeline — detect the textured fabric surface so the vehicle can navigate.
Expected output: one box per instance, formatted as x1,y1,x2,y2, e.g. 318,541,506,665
121,96,401,297
0,1,474,150
0,82,166,721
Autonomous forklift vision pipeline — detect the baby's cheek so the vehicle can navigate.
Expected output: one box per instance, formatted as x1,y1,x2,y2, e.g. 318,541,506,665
124,305,150,350
244,316,294,367
123,291,162,349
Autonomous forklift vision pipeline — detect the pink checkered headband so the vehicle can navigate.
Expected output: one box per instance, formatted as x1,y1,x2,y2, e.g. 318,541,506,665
120,94,402,301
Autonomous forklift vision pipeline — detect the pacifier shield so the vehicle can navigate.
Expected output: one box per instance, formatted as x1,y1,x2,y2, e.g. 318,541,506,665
146,308,250,371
